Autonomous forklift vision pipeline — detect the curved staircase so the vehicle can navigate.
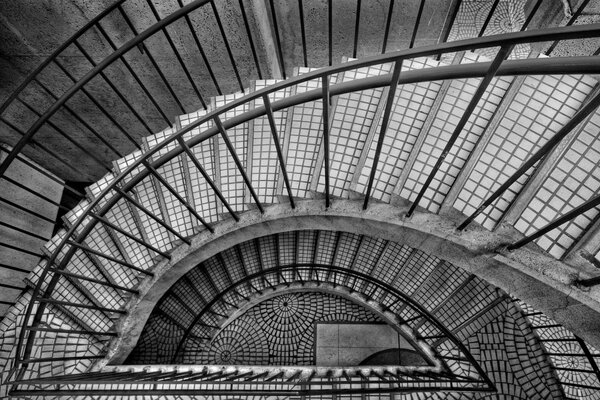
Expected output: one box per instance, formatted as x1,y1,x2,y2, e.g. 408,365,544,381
2,40,600,398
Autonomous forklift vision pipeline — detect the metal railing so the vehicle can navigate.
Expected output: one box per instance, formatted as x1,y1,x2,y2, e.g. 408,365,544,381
0,0,599,392
0,0,478,181
10,266,499,396
9,24,600,381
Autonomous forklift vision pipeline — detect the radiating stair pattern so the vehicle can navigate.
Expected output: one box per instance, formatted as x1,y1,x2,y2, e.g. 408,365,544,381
126,229,561,399
2,51,600,399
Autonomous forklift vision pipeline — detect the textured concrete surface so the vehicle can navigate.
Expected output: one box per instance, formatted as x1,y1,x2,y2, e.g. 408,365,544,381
0,0,276,181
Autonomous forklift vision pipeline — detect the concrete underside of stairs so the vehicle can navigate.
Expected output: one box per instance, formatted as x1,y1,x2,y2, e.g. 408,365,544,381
105,199,600,365
0,0,568,182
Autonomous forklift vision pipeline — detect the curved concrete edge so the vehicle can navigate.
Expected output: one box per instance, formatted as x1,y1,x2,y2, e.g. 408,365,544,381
103,199,600,367
189,283,442,370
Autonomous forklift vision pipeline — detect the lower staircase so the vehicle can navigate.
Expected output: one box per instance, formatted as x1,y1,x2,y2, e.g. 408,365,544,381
1,49,600,398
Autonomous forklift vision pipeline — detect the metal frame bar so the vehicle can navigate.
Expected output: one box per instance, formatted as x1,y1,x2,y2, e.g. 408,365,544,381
458,87,600,230
65,239,155,274
353,0,363,58
213,116,264,213
410,0,426,48
143,160,213,232
407,45,513,218
363,60,402,210
89,211,171,258
263,95,295,208
382,0,395,53
322,76,331,208
507,194,600,251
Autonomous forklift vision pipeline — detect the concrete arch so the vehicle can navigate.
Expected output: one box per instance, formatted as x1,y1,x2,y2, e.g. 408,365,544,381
106,199,600,366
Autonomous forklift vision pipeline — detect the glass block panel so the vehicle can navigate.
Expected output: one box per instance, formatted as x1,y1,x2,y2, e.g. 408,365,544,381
516,111,600,258
250,80,290,204
399,53,513,212
454,74,595,230
355,58,444,202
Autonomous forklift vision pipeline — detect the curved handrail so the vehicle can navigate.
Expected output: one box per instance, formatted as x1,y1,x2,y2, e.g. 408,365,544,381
13,25,600,377
169,263,489,379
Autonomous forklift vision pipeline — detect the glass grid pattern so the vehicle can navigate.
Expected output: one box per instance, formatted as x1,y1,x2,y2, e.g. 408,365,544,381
454,74,594,230
27,305,104,376
520,300,600,400
115,149,172,251
172,280,204,315
332,232,361,269
180,110,221,223
313,231,338,265
214,92,250,213
435,279,496,331
392,250,440,295
160,295,195,328
250,80,289,204
221,247,246,283
87,172,119,209
239,241,261,275
355,58,443,202
447,0,530,60
83,224,137,288
515,112,600,258
131,175,172,251
316,64,391,197
258,235,278,270
204,257,231,292
278,231,296,265
283,68,324,198
104,199,153,268
187,267,217,301
146,127,194,237
400,55,513,212
352,236,386,275
412,262,468,311
114,150,145,187
370,242,412,284
69,250,122,309
297,231,317,264
51,277,111,332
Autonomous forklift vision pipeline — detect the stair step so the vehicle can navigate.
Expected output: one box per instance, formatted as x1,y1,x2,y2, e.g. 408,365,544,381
247,79,292,205
85,172,157,272
143,127,196,238
28,253,115,333
61,199,138,289
177,108,222,224
393,52,514,214
113,149,173,253
277,67,330,199
212,91,252,212
312,59,393,199
349,56,446,203
451,72,597,230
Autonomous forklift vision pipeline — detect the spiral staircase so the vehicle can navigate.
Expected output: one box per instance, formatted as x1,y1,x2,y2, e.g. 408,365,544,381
1,0,600,399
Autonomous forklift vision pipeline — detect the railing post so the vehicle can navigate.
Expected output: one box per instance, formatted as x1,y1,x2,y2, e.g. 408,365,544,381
407,45,513,218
